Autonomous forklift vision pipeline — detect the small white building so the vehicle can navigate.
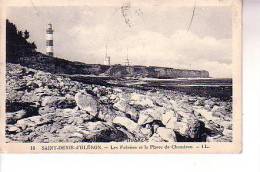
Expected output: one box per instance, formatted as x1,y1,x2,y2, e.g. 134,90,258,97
104,56,111,65
104,45,111,65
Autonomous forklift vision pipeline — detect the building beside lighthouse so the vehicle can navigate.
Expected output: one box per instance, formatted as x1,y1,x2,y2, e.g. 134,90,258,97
104,45,111,65
124,48,130,66
46,23,54,56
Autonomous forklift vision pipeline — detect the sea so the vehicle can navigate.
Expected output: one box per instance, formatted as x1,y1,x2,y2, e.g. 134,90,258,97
125,78,233,101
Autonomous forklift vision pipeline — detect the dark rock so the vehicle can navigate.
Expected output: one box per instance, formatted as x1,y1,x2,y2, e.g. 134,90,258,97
41,96,76,109
38,106,56,115
98,105,117,122
58,121,127,142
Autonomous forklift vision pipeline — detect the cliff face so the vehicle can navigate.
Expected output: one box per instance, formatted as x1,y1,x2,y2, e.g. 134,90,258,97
14,53,210,78
104,65,209,78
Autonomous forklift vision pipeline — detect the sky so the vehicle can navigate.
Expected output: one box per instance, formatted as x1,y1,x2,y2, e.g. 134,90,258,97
7,4,232,78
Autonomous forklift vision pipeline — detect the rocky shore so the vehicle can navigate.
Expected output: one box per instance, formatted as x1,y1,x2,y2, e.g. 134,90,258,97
6,63,232,143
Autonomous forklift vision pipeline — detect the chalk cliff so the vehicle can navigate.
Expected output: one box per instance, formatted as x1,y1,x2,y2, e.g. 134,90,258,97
14,53,210,78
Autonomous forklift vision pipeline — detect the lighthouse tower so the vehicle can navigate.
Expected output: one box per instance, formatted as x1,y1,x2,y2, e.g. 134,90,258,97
46,23,54,56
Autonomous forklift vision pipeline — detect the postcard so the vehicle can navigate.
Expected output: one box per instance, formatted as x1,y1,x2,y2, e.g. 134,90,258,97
0,0,242,153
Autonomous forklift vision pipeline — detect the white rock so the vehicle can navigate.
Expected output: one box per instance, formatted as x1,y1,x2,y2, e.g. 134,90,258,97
193,108,215,121
138,107,166,124
75,121,127,142
6,125,20,133
109,94,117,100
169,99,180,111
211,105,227,118
161,110,177,129
113,116,140,133
113,88,123,93
130,93,154,108
174,122,189,136
84,121,110,131
156,127,177,142
41,96,58,106
6,110,26,122
148,133,164,142
113,100,138,120
138,113,154,125
71,132,84,139
176,110,195,123
75,91,98,116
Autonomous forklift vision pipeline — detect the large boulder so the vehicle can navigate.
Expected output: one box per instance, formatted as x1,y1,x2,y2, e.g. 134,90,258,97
204,120,224,136
55,125,85,142
16,114,54,130
6,110,27,124
161,110,178,129
204,99,216,110
21,91,42,104
83,121,126,142
6,125,21,134
129,93,154,108
59,121,127,142
138,112,154,125
93,86,111,97
54,108,95,125
38,106,56,115
113,116,141,133
211,105,228,118
113,100,138,121
41,96,76,109
194,99,205,106
156,127,177,142
98,105,117,122
148,93,172,108
75,91,98,116
172,110,205,140
137,107,166,125
193,108,226,138
169,99,181,111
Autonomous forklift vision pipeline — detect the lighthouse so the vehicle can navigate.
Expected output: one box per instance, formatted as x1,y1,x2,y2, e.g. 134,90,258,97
46,23,54,56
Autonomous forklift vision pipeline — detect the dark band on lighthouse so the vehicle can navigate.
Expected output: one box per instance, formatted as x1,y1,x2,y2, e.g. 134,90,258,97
46,23,54,56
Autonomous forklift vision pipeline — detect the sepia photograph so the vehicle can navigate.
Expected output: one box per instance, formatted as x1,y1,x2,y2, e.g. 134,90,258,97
0,0,242,153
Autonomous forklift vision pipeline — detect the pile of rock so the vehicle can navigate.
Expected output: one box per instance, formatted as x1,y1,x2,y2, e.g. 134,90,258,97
5,63,232,143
